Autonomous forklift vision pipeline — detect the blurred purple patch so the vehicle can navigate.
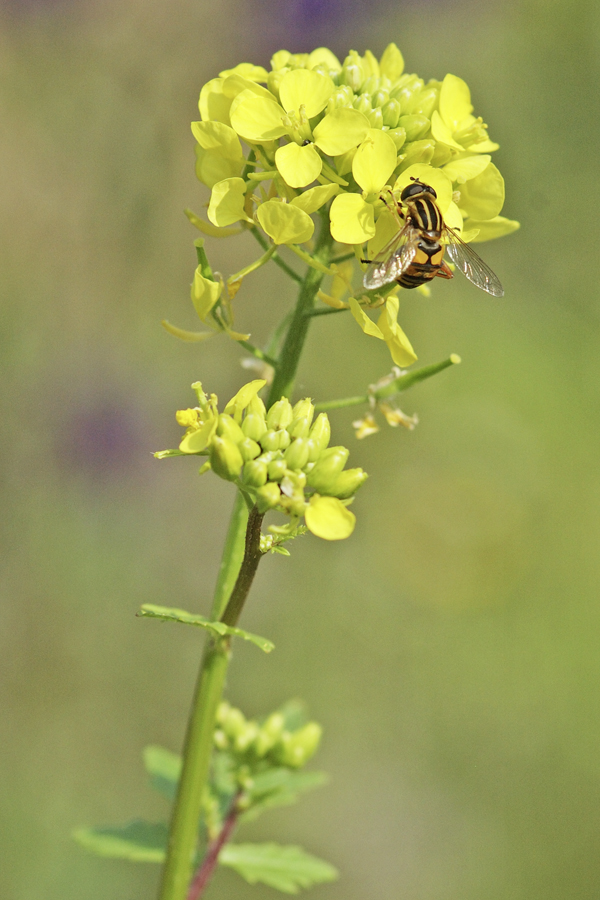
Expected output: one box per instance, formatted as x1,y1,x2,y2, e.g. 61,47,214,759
59,399,145,482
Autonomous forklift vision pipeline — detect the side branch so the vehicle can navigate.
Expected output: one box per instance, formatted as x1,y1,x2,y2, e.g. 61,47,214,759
186,797,240,900
220,505,265,628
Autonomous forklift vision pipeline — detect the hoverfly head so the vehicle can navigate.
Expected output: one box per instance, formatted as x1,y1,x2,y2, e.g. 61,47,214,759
400,179,437,202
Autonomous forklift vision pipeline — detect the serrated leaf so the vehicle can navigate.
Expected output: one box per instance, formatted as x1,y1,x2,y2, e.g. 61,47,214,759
73,821,168,863
143,746,182,801
137,605,274,653
219,842,338,893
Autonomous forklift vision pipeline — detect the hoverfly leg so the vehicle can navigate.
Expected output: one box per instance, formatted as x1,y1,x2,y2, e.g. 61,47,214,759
435,260,453,280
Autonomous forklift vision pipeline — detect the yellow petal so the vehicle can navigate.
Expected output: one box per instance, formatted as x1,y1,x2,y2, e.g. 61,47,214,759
330,193,376,244
290,183,340,215
367,205,399,260
349,297,384,339
443,200,463,232
377,297,417,367
313,108,370,156
393,164,453,215
308,47,342,72
224,380,267,421
208,177,252,227
305,495,356,540
430,110,463,150
469,216,520,242
275,142,323,188
279,68,335,117
218,63,269,83
191,120,243,159
256,200,315,245
191,266,222,320
161,320,216,342
458,162,505,220
199,78,232,124
185,208,242,238
442,154,491,184
352,128,398,194
222,74,276,102
439,74,474,129
229,93,288,142
179,416,218,454
195,146,242,189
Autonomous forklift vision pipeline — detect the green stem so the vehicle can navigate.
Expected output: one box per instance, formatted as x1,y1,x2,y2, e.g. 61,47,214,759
249,227,303,283
267,213,334,406
157,494,249,900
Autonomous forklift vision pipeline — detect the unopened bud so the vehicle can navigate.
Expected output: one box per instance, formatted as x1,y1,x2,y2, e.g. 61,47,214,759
213,729,228,750
267,459,288,482
291,398,315,425
254,711,285,757
308,413,331,453
210,436,243,481
372,88,390,108
234,721,260,753
221,706,247,738
353,92,372,115
289,415,311,439
217,413,245,445
328,467,369,499
382,98,401,127
307,446,349,492
266,398,293,430
398,114,430,142
278,722,322,768
368,107,383,129
260,429,291,452
284,437,310,471
242,459,268,488
242,412,267,442
387,126,406,150
403,86,438,117
248,394,267,418
256,482,281,511
239,437,261,462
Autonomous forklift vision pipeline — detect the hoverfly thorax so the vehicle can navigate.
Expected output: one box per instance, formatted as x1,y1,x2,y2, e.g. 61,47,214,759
362,179,504,297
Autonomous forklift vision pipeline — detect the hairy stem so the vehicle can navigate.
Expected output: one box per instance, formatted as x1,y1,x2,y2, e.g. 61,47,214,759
186,797,240,900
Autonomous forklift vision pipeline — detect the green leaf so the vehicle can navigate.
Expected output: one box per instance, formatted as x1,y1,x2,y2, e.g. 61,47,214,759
241,769,328,823
143,745,181,801
73,821,168,863
137,604,274,653
219,842,338,893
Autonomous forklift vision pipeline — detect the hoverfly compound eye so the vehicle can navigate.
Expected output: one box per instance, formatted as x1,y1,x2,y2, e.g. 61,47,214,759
400,180,432,201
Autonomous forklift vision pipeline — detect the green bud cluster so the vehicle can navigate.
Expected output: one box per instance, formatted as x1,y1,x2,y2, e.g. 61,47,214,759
173,382,368,535
214,701,322,771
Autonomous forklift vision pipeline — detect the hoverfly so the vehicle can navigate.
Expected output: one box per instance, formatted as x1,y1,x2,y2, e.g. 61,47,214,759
362,179,504,297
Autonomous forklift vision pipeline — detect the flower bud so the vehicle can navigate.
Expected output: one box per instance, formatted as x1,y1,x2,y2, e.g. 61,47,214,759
291,398,315,425
278,722,322,768
242,459,268,488
284,437,310,471
341,61,363,92
353,93,372,116
382,98,401,127
248,394,267,418
289,416,311,439
387,126,406,150
267,69,286,100
260,429,291,452
213,728,228,750
234,721,260,753
220,706,247,739
403,86,438,117
209,435,243,481
361,74,379,96
308,413,331,454
328,467,369,499
372,88,390,109
307,446,349,492
256,482,281,511
239,437,261,462
266,398,293,430
217,413,245,444
267,459,288,482
368,107,383,129
398,114,430,142
242,412,267,442
254,711,285,757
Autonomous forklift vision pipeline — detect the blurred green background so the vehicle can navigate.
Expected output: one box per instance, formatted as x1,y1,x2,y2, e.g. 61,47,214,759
2,0,600,898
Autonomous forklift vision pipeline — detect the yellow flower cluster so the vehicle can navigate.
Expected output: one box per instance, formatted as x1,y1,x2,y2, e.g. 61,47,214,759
192,44,519,249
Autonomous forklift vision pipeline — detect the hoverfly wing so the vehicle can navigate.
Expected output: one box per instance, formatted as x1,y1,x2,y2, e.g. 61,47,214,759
362,224,418,290
444,226,504,297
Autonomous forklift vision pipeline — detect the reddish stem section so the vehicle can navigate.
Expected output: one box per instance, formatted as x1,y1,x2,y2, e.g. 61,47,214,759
186,800,239,900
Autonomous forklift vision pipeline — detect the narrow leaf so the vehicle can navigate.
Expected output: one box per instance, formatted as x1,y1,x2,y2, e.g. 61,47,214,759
219,842,339,893
73,821,168,863
161,320,216,342
137,604,274,653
